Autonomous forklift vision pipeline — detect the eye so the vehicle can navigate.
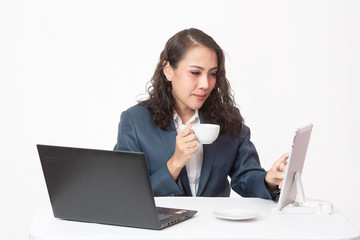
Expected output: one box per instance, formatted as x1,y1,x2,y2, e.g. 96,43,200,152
191,71,201,76
210,72,217,77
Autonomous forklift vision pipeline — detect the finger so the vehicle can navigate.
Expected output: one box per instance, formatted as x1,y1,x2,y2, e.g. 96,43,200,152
178,126,193,137
277,162,288,172
183,132,197,143
279,180,283,189
183,122,194,135
177,139,197,153
277,171,285,179
276,152,290,166
280,152,290,161
186,145,198,155
181,122,195,136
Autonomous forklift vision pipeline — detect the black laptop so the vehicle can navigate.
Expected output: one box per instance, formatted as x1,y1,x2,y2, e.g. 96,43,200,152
37,144,197,230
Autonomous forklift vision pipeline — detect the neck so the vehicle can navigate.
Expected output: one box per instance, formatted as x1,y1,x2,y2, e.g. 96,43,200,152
176,108,195,124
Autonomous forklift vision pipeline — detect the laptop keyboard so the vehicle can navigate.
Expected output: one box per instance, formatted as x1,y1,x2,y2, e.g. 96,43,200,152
158,213,172,221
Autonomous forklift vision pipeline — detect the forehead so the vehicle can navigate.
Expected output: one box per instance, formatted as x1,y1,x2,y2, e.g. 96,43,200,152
178,45,218,69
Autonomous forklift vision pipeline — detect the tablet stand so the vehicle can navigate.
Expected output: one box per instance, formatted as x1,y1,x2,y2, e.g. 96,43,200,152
273,172,333,215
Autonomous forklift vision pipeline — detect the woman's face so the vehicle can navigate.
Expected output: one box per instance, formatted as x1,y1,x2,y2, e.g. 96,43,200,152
164,45,218,120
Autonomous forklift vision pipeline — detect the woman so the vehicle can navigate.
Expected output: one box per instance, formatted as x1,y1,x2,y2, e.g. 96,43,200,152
114,28,288,199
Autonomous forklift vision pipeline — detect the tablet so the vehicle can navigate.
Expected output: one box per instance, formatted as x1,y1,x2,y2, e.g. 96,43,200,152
277,124,313,210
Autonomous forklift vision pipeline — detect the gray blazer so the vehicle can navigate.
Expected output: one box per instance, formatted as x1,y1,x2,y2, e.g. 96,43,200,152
114,104,273,199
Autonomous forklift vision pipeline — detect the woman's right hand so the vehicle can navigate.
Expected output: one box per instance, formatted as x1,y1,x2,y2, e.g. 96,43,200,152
167,122,198,180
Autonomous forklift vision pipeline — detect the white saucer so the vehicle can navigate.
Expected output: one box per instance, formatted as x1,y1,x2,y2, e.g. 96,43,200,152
213,208,259,220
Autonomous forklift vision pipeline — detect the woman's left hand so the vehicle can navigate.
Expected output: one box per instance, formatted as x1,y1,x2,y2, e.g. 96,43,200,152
265,152,290,190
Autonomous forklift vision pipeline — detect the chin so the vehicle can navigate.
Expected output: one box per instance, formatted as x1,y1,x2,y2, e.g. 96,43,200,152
192,104,205,110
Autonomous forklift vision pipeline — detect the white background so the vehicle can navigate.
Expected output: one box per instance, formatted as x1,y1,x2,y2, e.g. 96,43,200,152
1,0,359,239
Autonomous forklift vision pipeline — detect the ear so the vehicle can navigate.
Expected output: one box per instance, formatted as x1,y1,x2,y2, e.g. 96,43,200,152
163,61,174,81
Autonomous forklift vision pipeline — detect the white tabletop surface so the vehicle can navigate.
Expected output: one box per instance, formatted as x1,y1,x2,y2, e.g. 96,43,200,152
29,196,360,240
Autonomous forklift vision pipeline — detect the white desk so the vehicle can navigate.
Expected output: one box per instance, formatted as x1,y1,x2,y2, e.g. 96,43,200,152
29,197,360,240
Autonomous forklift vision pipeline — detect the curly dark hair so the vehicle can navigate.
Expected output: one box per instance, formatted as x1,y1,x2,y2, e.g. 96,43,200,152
140,28,243,138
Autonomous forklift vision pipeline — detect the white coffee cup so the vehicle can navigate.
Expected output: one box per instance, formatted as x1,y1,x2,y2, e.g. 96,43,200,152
192,124,220,144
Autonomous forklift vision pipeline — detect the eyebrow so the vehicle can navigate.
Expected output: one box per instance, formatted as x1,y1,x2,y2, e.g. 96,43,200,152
189,65,218,71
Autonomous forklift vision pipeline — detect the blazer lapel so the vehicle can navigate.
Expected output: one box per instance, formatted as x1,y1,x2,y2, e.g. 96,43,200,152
196,116,217,196
196,143,216,196
156,122,192,196
178,167,191,196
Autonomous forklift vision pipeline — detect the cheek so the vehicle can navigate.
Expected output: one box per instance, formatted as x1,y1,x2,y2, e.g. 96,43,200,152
175,71,195,83
172,74,196,92
182,73,199,87
209,78,217,90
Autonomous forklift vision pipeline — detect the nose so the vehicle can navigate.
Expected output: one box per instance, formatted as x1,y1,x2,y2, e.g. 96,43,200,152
198,75,209,89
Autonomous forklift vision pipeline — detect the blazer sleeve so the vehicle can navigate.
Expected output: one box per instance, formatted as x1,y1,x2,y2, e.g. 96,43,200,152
230,125,273,200
114,108,185,196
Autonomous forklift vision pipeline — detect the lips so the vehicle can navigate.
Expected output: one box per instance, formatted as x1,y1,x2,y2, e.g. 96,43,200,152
193,94,206,100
